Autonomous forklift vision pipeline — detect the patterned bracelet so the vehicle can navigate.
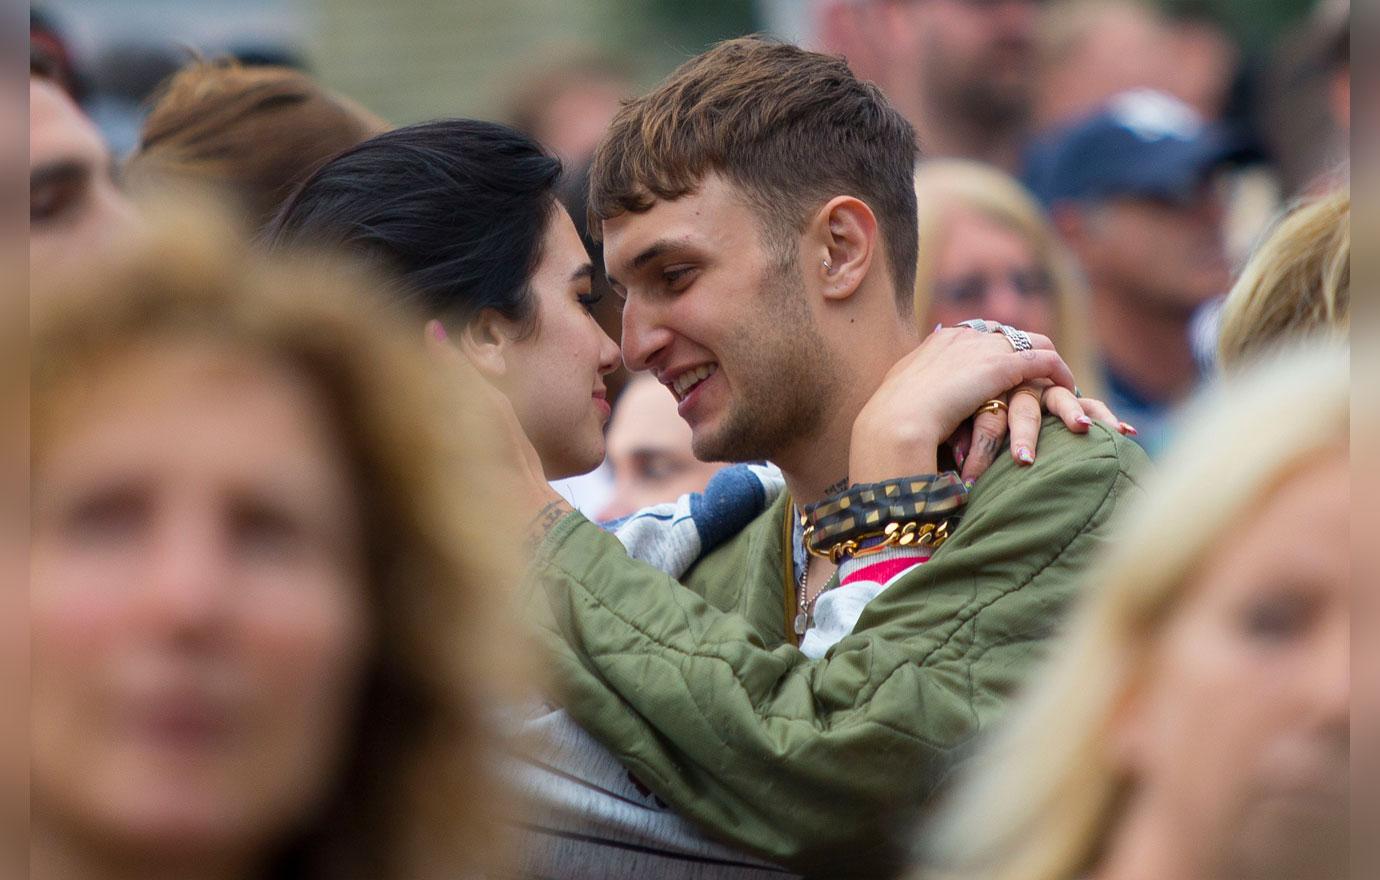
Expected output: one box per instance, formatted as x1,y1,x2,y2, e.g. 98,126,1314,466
801,472,967,562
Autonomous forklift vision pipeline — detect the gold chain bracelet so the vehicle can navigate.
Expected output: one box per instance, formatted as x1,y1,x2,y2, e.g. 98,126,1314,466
804,518,951,564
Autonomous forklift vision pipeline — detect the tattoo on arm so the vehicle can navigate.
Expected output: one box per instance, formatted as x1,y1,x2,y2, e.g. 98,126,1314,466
526,498,574,549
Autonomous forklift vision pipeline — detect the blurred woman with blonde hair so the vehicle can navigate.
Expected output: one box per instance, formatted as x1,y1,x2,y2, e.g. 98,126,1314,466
921,340,1349,880
30,203,520,880
913,159,1098,396
1217,188,1349,369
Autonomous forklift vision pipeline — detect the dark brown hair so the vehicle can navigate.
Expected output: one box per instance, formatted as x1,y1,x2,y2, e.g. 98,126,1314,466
126,59,389,231
588,36,920,304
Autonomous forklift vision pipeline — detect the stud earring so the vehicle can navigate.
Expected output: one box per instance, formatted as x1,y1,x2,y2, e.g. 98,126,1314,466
822,258,833,271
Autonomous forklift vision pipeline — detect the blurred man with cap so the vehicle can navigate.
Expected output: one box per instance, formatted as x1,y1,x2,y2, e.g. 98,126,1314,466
1030,89,1241,455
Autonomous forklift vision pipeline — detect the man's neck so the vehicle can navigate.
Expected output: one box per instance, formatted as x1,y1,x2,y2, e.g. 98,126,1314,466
771,319,919,505
1090,284,1200,404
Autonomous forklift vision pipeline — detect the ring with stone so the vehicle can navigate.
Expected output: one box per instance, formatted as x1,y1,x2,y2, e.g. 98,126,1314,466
975,399,1008,416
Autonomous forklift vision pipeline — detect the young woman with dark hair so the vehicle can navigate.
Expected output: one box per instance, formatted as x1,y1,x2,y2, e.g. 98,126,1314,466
265,119,620,481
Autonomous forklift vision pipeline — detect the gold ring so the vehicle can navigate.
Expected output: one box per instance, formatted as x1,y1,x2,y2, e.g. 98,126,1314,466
1011,388,1043,406
976,399,1008,416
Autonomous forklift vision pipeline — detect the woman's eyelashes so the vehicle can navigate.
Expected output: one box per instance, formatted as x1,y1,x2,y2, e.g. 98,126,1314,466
577,288,603,312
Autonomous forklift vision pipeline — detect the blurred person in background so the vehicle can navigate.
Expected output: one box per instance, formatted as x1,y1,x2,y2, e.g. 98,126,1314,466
1034,0,1178,132
506,51,635,170
1035,0,1240,132
30,204,518,880
922,341,1349,880
0,303,24,876
265,119,622,484
1264,0,1349,197
912,159,1099,400
812,0,1041,172
30,53,139,281
125,58,389,233
1218,189,1349,370
30,7,84,105
597,372,725,521
1030,89,1241,455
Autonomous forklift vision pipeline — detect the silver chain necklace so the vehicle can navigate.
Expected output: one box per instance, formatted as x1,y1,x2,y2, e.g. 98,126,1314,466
792,506,815,637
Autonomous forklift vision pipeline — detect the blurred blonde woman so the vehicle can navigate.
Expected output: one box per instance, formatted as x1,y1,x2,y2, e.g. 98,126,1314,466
30,204,520,880
1217,188,1349,369
922,340,1349,880
913,159,1098,397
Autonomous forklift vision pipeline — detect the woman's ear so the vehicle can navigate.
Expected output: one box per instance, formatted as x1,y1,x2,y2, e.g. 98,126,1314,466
445,310,511,381
810,195,877,303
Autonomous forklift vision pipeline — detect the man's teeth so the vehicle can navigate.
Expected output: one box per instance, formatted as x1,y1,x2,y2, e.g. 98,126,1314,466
673,364,717,399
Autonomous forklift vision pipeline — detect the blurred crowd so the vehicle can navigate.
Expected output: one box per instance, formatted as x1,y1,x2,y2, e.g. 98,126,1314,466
23,1,1351,878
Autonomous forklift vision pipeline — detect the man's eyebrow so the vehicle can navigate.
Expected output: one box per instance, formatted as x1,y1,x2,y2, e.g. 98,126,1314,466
607,238,694,288
30,160,88,190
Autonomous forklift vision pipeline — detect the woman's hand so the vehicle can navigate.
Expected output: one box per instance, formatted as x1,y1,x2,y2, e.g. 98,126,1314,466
953,381,1125,482
849,326,1124,486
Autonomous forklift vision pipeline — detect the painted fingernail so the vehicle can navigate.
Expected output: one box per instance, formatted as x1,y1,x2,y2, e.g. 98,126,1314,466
428,319,448,343
963,479,976,491
1017,447,1035,465
1118,421,1138,436
933,323,944,335
954,447,966,468
1076,416,1093,427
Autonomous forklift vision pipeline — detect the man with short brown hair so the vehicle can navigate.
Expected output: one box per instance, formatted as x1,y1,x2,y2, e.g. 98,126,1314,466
509,37,1146,878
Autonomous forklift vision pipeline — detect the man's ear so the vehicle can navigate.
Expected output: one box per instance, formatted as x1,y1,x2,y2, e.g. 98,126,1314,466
453,308,513,380
808,195,877,303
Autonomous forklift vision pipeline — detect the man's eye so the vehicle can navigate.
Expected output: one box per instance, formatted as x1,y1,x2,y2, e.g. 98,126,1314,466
31,178,82,226
663,267,695,291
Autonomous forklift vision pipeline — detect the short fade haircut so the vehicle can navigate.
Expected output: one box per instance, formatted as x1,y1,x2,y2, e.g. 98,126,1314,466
588,36,920,307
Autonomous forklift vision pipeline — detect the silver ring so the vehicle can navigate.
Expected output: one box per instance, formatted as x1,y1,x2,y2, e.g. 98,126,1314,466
999,324,1033,352
956,318,995,333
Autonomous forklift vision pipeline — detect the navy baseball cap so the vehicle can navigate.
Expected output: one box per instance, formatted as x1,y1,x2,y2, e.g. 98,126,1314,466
1023,90,1248,207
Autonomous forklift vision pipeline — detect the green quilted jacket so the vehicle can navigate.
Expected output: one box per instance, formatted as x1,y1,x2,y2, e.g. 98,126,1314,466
525,419,1150,878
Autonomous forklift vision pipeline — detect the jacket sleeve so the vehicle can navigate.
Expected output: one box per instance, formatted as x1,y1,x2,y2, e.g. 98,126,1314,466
524,420,1149,877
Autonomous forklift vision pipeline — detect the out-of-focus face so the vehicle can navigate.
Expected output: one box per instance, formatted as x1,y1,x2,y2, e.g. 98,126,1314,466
1082,183,1230,314
532,77,629,168
597,374,725,521
496,206,620,480
29,78,138,279
925,205,1056,336
31,344,370,864
604,173,837,464
904,0,1039,122
1115,457,1350,880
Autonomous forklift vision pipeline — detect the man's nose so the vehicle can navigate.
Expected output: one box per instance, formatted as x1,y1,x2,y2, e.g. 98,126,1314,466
620,295,673,373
